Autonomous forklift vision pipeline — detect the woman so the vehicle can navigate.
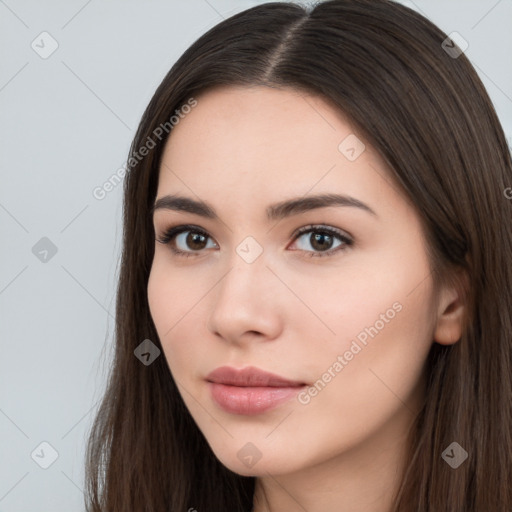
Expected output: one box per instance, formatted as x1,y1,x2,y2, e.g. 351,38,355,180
84,1,512,510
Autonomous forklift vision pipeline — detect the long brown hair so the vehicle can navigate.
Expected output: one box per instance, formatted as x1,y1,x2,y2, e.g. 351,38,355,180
84,1,512,510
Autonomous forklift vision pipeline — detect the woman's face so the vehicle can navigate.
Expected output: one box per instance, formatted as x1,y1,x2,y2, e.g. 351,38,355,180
147,85,456,477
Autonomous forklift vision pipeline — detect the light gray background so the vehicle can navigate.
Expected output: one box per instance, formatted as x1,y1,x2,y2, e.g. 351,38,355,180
1,1,511,510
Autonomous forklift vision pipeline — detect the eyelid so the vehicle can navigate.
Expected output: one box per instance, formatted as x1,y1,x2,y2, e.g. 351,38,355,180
290,224,353,244
155,223,214,247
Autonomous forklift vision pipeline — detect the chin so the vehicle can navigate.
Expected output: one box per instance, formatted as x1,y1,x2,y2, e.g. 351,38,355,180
213,449,300,477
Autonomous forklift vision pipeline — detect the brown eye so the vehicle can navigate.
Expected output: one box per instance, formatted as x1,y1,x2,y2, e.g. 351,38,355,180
156,225,217,257
183,232,209,250
290,225,353,258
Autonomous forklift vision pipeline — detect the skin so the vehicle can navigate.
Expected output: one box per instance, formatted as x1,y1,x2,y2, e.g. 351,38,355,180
147,85,465,512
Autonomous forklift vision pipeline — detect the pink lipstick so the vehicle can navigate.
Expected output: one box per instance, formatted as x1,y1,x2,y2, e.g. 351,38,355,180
206,366,306,415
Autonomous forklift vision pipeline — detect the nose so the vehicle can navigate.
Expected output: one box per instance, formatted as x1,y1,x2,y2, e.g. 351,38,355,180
206,249,283,346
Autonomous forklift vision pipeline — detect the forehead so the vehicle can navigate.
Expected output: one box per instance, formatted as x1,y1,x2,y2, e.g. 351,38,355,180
156,85,406,220
164,85,355,160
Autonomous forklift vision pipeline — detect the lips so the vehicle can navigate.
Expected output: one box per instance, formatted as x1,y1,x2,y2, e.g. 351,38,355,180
205,366,307,415
205,365,305,388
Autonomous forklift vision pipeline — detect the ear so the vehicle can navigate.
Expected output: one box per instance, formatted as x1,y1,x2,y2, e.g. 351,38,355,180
433,274,468,346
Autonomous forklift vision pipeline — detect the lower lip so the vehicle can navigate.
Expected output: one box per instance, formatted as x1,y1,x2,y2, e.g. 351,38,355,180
207,382,305,415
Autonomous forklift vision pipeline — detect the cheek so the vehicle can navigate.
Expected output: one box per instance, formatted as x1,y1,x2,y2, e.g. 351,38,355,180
147,261,181,358
147,262,168,334
291,248,433,355
297,261,435,421
293,242,436,402
147,258,208,372
147,254,198,330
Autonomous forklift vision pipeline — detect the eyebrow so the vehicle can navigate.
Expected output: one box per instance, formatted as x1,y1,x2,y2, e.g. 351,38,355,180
151,193,377,220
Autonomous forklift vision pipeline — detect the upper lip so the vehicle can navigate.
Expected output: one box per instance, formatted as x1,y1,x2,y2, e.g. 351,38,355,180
206,366,306,387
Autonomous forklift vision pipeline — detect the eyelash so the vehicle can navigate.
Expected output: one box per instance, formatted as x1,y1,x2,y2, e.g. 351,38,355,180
155,224,354,259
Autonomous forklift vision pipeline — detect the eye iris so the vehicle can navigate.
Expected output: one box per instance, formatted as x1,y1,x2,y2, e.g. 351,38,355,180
187,232,207,250
311,232,333,251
